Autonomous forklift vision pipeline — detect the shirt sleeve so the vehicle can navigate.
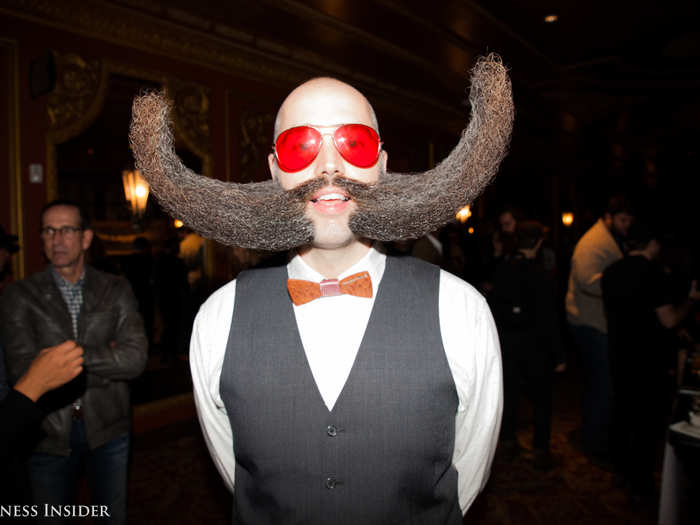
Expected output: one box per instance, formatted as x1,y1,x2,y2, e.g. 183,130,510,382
439,270,503,515
190,279,238,492
571,223,621,298
0,388,45,464
571,244,607,297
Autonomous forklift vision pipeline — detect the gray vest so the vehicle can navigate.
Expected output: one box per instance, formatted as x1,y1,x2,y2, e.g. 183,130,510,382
220,256,461,525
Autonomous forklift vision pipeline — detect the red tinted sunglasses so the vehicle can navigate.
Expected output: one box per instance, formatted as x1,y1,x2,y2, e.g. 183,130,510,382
273,124,382,172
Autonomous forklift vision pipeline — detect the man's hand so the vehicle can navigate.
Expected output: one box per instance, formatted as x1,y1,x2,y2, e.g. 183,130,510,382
519,238,543,260
14,341,84,402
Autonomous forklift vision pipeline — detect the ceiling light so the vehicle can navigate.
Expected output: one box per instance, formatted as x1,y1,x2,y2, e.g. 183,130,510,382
544,14,558,23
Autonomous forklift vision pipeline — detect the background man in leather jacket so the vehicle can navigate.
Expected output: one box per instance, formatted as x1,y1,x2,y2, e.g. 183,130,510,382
0,200,147,525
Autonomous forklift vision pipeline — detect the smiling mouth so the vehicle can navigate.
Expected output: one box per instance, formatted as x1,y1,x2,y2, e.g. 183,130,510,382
310,193,351,203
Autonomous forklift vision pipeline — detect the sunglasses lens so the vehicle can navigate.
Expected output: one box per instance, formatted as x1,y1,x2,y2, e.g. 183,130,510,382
275,126,322,172
334,124,380,168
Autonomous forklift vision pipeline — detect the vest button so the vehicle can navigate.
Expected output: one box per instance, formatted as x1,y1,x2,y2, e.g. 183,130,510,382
325,477,337,489
326,425,338,437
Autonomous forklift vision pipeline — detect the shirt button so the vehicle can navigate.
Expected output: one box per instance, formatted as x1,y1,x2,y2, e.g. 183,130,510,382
325,477,337,489
326,425,338,437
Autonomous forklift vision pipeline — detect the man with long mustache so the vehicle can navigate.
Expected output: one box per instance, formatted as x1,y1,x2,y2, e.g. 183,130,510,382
130,56,512,524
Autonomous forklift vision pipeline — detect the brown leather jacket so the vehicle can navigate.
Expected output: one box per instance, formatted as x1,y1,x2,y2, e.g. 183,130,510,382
0,266,147,455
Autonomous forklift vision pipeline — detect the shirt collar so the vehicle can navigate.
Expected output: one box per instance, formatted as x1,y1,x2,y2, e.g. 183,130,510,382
287,244,387,297
51,266,86,289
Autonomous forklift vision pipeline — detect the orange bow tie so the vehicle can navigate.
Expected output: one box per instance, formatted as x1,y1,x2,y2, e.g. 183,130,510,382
287,271,373,306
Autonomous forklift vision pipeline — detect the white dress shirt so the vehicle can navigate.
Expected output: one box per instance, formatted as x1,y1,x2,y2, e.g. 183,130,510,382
190,246,503,514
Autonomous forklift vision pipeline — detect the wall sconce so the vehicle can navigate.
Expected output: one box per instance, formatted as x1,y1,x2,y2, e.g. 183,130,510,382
562,212,574,227
122,169,150,218
456,205,472,223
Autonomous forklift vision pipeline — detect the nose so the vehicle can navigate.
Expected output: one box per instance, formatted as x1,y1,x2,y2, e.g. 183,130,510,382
314,135,345,178
51,233,65,246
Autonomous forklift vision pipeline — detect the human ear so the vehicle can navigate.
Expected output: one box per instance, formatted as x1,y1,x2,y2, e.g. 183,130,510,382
82,229,94,251
268,153,278,181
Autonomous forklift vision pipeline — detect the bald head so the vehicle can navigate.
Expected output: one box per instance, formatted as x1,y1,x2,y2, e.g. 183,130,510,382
273,77,379,139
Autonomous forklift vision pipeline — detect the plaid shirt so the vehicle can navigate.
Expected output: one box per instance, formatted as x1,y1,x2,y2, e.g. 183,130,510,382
51,268,85,340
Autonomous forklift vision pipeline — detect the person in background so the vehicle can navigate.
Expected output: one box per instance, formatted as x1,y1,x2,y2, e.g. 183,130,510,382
491,207,520,262
124,236,155,345
153,237,190,363
1,342,84,512
411,228,444,267
0,200,147,525
602,223,699,503
0,224,20,401
565,195,634,462
0,224,19,292
488,220,565,469
498,208,519,235
480,209,520,295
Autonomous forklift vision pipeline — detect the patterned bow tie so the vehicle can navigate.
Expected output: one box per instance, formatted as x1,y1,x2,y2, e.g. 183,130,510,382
287,271,373,306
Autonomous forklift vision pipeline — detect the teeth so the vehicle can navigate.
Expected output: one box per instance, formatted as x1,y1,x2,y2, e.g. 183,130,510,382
316,193,348,201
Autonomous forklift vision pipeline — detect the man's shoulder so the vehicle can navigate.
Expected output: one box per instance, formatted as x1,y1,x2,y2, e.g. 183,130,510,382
438,267,489,311
386,254,442,281
573,220,617,257
605,256,654,284
1,268,52,300
84,266,132,294
388,255,486,306
575,220,603,248
603,255,629,274
86,265,122,282
197,278,238,323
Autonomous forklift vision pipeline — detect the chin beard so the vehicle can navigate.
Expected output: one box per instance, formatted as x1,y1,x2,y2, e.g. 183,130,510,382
129,54,513,251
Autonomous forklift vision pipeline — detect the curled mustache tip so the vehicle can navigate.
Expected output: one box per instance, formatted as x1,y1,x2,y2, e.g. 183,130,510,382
348,53,514,241
129,89,316,251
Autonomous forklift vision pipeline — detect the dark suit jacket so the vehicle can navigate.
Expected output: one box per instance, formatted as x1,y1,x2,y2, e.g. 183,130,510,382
0,265,147,455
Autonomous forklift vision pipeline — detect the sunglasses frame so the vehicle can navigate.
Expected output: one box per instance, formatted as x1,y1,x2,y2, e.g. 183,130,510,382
273,124,382,173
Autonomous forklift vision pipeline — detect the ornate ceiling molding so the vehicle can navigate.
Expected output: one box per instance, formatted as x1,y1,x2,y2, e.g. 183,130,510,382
44,53,212,201
48,51,108,144
165,78,211,159
1,0,464,125
239,110,274,184
255,0,465,86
